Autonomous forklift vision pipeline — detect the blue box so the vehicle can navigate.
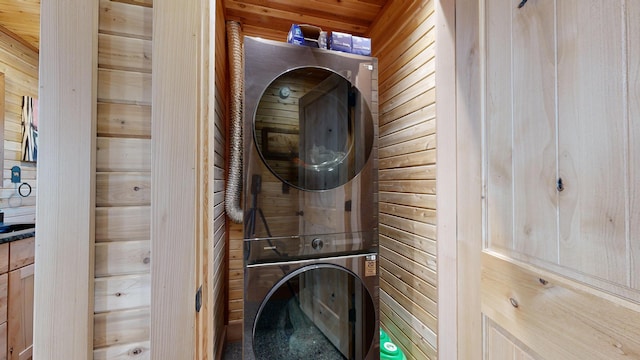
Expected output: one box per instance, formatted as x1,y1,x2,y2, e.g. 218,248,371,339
352,36,372,56
330,31,352,53
287,24,322,48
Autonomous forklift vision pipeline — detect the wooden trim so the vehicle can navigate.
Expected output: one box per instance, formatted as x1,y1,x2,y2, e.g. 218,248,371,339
34,0,98,358
435,0,484,358
455,0,483,356
435,0,458,358
150,0,201,358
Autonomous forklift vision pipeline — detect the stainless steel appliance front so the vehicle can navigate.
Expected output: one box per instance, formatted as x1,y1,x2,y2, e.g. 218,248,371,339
243,36,379,360
243,37,379,243
243,253,380,360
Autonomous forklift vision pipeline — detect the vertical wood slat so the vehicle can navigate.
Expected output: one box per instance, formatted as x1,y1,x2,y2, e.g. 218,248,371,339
452,0,483,358
630,0,640,290
512,0,557,262
485,0,513,252
557,0,628,285
34,0,98,358
150,0,200,358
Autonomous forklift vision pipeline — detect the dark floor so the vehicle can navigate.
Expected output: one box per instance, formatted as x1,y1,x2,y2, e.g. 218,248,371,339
222,341,242,360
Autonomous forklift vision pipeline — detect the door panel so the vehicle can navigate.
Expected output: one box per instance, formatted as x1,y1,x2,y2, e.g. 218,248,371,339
478,1,640,359
629,0,640,291
511,0,557,262
481,252,640,359
484,318,538,360
557,0,628,285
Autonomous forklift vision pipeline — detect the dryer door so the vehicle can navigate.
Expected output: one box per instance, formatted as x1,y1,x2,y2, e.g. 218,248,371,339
254,67,374,191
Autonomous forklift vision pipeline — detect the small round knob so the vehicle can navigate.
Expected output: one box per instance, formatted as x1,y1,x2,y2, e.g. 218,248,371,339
311,238,324,250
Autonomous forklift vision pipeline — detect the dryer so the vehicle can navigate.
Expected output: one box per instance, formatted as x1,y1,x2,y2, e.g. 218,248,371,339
243,36,379,359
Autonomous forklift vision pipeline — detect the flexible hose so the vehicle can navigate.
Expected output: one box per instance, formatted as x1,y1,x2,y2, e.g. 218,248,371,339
225,21,244,223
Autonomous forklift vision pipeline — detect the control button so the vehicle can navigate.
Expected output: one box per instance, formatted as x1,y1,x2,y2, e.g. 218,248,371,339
311,238,324,250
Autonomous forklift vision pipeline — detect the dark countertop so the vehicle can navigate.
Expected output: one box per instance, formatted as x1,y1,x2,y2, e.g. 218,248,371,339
0,223,36,244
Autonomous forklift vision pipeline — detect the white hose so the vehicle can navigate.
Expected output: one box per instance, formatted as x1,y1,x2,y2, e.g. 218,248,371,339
225,21,244,223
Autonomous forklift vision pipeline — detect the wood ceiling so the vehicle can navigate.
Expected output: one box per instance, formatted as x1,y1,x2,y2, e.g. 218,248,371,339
222,0,390,41
0,0,390,52
0,0,40,51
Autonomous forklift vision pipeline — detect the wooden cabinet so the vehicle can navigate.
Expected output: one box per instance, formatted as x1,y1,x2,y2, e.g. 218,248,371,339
0,238,34,360
0,242,8,360
7,264,33,360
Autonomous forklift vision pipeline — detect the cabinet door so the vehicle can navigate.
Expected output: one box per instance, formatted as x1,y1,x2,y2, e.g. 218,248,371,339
0,274,7,324
7,264,33,360
8,238,34,272
0,322,6,360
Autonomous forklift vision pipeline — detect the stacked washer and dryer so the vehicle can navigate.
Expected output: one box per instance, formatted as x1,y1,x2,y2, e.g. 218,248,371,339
242,36,379,360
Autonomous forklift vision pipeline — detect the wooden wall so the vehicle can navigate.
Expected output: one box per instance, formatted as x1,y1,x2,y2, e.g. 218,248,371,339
94,0,152,358
369,0,437,359
0,28,38,223
213,0,229,353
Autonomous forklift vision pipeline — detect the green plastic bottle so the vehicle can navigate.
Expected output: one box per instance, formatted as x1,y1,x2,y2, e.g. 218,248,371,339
380,341,407,360
380,328,390,344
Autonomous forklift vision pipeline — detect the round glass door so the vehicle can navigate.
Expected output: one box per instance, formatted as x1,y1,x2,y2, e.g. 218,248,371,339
254,67,374,191
253,265,376,359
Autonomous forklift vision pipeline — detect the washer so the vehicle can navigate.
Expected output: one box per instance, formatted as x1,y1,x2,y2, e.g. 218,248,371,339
243,37,379,359
244,248,379,360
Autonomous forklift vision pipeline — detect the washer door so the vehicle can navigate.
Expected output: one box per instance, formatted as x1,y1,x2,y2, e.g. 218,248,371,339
254,67,374,191
253,265,376,359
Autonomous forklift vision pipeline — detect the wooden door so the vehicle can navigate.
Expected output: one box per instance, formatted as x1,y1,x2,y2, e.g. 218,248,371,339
8,264,33,360
440,0,640,358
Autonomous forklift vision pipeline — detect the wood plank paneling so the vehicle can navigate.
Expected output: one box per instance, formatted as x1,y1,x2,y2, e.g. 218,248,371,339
95,206,150,242
95,3,153,356
97,103,151,138
98,33,152,73
94,274,151,313
371,1,438,359
557,0,628,285
630,0,640,291
511,0,557,262
97,68,152,105
380,291,436,360
99,0,152,39
93,341,150,360
485,0,558,261
96,137,151,172
96,172,151,207
0,1,40,50
485,0,513,252
93,309,150,348
0,30,38,223
95,240,151,277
